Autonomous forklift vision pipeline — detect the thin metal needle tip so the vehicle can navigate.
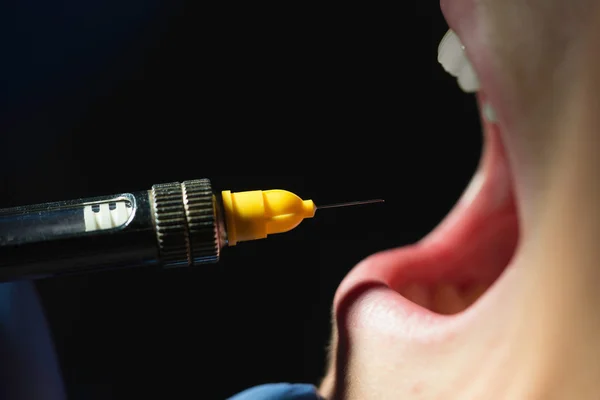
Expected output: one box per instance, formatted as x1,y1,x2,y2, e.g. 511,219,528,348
317,199,385,210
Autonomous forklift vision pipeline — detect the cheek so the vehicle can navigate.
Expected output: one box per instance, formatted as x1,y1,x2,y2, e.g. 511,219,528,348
480,0,589,105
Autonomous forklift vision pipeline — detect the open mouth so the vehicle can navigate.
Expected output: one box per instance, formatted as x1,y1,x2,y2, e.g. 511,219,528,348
332,30,522,339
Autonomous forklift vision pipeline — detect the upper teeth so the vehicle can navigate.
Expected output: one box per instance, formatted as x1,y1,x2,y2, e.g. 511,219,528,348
438,30,480,93
438,30,498,122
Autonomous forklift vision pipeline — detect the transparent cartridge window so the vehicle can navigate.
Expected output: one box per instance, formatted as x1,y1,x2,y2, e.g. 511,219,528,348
0,196,134,246
83,200,133,232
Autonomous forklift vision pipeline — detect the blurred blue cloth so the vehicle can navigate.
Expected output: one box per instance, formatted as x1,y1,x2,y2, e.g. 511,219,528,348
0,282,65,399
228,383,323,400
0,284,323,400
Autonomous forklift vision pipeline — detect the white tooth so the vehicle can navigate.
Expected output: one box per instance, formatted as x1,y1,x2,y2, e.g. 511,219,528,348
438,29,480,93
437,30,465,77
457,59,480,92
483,102,498,123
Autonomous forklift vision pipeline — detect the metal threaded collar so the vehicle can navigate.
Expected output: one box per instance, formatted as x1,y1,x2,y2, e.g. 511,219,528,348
151,179,219,267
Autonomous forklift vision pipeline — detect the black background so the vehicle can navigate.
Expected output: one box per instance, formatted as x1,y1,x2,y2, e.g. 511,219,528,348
0,1,481,398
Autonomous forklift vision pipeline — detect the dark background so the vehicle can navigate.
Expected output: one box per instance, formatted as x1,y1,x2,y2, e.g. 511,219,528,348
0,1,481,399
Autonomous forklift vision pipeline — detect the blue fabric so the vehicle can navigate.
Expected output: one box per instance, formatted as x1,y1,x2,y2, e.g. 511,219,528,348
228,383,323,400
0,282,66,400
0,283,323,400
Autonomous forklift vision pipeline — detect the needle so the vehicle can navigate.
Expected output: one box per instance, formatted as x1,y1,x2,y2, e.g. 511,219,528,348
317,199,385,210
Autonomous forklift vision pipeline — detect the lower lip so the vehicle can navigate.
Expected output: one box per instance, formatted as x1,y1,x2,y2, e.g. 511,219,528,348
341,285,459,343
333,248,474,344
337,258,522,347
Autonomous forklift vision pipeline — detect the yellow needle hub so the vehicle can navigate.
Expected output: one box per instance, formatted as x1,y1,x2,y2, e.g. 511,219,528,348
221,189,316,246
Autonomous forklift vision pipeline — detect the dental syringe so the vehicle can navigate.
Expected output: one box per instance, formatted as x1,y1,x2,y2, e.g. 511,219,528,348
0,178,383,282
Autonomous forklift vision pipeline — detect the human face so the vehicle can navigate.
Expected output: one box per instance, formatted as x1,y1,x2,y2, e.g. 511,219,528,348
319,1,600,398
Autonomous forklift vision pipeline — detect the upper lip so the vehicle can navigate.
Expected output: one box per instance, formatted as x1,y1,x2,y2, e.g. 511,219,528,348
439,0,474,36
439,0,507,130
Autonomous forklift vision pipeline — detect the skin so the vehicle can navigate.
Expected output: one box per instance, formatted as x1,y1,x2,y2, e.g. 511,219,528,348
318,1,600,399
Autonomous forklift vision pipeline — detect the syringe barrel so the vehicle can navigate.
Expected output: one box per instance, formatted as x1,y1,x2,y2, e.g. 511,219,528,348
0,178,227,281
